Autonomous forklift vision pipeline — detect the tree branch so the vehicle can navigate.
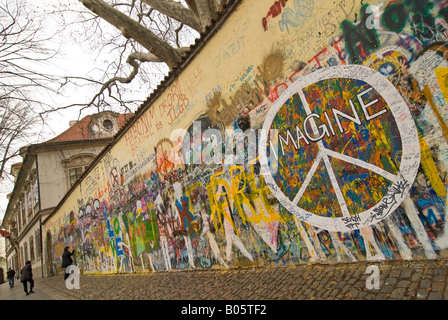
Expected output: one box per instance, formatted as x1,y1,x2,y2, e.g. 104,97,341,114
193,0,216,29
80,0,182,69
140,0,202,32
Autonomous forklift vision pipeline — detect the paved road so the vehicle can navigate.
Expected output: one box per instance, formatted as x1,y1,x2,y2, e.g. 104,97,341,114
0,277,70,300
1,259,448,301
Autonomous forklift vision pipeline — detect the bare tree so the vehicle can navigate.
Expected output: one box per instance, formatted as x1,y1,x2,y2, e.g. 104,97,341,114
79,0,231,67
0,1,60,111
0,99,43,181
56,0,233,111
0,0,62,198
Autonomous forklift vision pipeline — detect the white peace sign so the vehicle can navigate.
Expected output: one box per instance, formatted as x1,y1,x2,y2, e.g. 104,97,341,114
259,65,420,232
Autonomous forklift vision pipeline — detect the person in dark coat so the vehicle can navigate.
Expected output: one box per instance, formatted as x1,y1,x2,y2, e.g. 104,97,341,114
20,261,34,295
62,247,75,280
7,268,16,288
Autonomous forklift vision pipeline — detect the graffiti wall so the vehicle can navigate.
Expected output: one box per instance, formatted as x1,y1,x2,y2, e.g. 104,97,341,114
44,0,448,274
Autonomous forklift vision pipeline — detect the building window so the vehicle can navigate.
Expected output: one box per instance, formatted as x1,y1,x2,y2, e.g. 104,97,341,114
16,207,21,231
24,242,28,263
69,167,84,187
33,179,39,209
35,231,42,258
20,247,24,266
21,199,26,226
64,154,96,189
27,189,32,217
29,236,35,262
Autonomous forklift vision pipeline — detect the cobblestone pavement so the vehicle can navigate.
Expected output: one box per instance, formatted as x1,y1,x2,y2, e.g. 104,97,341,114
1,259,448,301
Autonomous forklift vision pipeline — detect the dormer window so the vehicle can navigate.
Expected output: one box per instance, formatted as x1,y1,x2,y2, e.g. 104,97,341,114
103,119,113,131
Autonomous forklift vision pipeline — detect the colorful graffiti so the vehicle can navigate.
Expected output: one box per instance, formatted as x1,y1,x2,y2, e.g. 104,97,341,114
45,0,448,275
260,65,420,232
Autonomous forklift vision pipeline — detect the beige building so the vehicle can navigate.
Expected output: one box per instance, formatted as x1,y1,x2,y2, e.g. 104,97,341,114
0,235,5,283
1,111,132,277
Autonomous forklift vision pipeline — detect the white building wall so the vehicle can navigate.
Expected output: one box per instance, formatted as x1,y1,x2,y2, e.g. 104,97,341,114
37,145,107,211
18,223,43,278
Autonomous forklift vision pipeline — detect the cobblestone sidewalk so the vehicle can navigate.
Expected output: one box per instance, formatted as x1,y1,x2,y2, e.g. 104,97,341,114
1,259,448,301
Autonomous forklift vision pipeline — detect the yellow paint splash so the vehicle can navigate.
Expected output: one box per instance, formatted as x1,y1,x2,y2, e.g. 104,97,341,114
423,85,448,143
419,133,447,198
435,67,448,104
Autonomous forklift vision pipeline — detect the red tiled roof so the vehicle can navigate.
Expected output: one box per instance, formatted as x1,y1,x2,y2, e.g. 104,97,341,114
47,115,93,143
47,113,133,144
117,113,133,131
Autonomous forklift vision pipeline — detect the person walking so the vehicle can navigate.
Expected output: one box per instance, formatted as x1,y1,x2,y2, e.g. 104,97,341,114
20,261,34,295
6,268,15,288
62,247,75,280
